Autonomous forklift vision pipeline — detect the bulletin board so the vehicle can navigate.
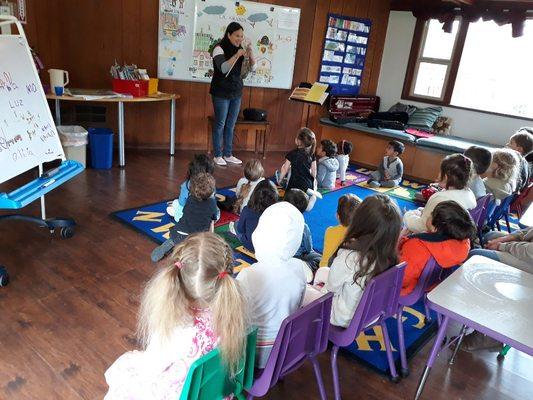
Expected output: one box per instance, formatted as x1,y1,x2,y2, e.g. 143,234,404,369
318,14,371,96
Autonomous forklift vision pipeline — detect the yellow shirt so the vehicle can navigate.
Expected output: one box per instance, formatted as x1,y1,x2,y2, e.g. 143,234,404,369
319,225,348,267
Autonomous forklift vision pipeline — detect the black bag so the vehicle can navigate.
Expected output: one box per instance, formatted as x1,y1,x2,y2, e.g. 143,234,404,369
243,108,267,121
368,111,409,125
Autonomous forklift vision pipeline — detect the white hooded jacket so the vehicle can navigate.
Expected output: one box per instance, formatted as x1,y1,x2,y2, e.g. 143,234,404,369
236,202,307,368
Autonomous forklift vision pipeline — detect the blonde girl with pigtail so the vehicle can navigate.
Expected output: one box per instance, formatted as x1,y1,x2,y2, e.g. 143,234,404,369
105,232,248,400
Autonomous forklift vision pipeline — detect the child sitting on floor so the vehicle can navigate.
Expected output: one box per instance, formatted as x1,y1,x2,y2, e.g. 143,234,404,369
336,140,353,186
229,179,279,252
483,148,518,201
233,159,265,214
152,173,219,262
276,127,322,211
399,201,476,295
319,194,361,268
316,139,340,190
464,146,492,199
105,233,248,399
236,202,306,367
311,194,402,327
404,154,476,234
506,128,533,192
167,154,214,222
368,140,405,188
283,188,322,282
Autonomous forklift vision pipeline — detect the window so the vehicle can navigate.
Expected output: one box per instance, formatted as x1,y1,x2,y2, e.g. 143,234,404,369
403,18,533,119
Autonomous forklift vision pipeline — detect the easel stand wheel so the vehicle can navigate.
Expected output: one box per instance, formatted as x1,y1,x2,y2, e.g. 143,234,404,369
0,214,76,237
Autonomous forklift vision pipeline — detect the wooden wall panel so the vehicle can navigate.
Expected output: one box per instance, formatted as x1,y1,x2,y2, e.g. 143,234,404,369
24,0,391,152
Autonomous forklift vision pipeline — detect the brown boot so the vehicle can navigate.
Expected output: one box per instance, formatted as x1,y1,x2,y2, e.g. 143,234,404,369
461,331,502,352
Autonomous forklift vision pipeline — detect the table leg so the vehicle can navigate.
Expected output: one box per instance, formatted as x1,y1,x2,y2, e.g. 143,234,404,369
170,98,176,156
414,315,450,400
448,324,467,365
207,121,211,155
118,101,125,167
262,126,268,159
55,99,61,125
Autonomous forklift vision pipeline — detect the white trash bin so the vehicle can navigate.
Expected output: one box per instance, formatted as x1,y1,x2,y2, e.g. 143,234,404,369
57,125,88,167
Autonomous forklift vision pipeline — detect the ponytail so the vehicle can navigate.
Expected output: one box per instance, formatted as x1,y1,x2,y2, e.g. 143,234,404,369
233,182,252,214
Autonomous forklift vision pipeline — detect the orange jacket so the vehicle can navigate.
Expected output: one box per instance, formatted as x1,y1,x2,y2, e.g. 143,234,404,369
399,233,470,296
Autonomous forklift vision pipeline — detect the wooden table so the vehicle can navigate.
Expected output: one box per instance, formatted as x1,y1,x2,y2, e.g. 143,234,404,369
207,116,269,159
414,255,533,399
46,92,179,167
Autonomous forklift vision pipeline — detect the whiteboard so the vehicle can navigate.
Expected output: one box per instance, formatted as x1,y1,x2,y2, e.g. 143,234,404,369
158,0,300,89
0,35,64,184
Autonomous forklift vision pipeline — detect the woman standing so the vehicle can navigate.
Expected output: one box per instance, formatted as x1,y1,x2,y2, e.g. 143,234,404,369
210,22,255,166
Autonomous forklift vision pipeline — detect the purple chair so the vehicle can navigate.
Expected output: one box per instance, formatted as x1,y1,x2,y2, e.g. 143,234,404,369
396,258,442,377
329,263,406,399
487,194,516,232
468,194,493,244
245,292,333,400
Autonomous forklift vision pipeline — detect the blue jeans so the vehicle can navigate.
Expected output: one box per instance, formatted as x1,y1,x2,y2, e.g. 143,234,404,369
212,95,241,157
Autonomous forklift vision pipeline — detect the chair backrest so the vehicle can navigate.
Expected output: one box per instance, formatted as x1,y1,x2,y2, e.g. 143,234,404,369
398,257,441,307
469,194,493,228
180,329,257,400
249,293,333,397
487,194,516,227
329,263,406,348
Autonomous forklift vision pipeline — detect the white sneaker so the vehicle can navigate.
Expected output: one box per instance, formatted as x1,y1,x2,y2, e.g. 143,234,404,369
166,206,175,217
306,188,323,200
302,262,314,284
214,157,227,166
224,156,242,164
228,221,236,235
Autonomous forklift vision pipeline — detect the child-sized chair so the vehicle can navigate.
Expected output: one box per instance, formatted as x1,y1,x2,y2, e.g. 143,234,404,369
396,258,442,377
245,293,333,400
469,194,493,245
180,329,257,400
329,263,406,400
487,194,516,232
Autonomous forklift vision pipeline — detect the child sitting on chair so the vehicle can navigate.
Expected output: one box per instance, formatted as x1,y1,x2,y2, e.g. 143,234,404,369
336,140,353,186
464,146,492,199
399,201,476,295
167,154,215,222
152,173,219,262
236,202,306,367
316,139,340,190
483,148,518,201
105,233,248,399
319,194,361,268
506,128,532,192
367,140,405,188
310,194,402,327
404,154,476,234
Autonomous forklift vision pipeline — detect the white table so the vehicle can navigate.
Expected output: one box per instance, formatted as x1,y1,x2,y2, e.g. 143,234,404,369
414,255,533,399
47,92,178,167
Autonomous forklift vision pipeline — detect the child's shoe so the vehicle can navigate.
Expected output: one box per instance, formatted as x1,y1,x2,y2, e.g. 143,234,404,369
228,221,236,235
166,206,175,217
368,180,380,188
151,238,175,263
306,188,323,200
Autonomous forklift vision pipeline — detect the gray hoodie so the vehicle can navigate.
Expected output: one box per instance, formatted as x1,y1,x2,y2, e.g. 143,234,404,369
317,156,340,189
497,227,533,273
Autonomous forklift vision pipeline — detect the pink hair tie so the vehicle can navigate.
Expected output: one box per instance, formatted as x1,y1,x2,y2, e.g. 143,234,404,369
175,261,183,269
217,271,229,280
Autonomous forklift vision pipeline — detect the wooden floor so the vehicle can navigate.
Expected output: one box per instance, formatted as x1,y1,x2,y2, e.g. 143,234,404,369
1,149,532,400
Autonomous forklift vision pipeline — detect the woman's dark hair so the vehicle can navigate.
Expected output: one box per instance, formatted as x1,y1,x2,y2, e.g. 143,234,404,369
337,194,361,226
220,22,244,49
440,154,472,190
337,140,353,155
187,154,215,181
431,201,477,241
464,146,492,175
248,180,279,214
297,128,316,158
338,194,401,287
283,188,308,214
321,139,337,157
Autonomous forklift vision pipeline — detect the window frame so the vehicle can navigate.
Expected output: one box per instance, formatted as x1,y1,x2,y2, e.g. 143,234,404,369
402,17,533,122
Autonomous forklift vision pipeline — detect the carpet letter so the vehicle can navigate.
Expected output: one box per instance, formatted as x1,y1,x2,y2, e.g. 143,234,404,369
355,326,396,352
133,211,165,222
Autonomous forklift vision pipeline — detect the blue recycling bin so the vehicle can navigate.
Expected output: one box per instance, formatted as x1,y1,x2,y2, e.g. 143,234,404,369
88,128,114,169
